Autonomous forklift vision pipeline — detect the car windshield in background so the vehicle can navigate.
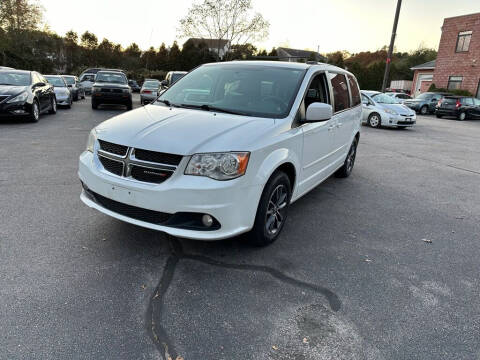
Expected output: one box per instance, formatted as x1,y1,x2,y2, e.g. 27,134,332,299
157,64,306,118
171,73,185,83
416,93,433,100
143,80,159,88
95,72,126,84
372,93,397,104
0,72,31,86
63,77,76,85
80,74,95,82
45,76,66,87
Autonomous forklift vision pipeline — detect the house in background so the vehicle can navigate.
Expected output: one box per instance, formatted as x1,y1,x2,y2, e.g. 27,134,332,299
410,60,436,97
185,38,231,60
411,12,480,98
277,47,326,63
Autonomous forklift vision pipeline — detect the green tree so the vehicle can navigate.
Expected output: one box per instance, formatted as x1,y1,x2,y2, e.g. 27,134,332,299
0,0,44,31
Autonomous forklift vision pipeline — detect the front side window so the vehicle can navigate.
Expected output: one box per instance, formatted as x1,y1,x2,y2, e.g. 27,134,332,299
63,76,76,85
157,64,306,118
447,76,463,90
456,31,472,52
347,75,361,106
462,97,473,105
329,73,349,112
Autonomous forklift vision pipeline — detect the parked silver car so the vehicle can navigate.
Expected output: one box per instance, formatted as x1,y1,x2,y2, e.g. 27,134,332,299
140,79,160,105
385,92,412,104
361,90,416,128
62,75,85,101
44,75,72,108
79,73,95,95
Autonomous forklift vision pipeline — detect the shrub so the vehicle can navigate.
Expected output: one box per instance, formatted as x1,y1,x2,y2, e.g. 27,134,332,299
428,83,472,96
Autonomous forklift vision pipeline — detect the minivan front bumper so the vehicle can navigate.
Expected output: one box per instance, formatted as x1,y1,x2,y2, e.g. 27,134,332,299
78,151,263,240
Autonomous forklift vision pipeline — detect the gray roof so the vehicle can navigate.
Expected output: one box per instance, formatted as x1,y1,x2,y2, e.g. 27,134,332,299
277,47,326,62
410,60,436,70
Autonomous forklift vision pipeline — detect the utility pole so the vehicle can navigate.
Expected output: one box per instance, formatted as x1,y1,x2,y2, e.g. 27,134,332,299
381,0,402,92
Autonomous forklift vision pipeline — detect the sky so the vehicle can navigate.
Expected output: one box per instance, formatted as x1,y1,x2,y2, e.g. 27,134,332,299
40,0,479,54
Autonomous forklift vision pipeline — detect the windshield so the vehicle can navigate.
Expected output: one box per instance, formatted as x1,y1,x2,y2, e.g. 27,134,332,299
143,80,159,88
95,72,127,84
372,93,397,104
416,93,433,100
0,72,31,86
45,76,66,87
80,74,95,82
63,76,76,85
156,64,306,118
171,73,185,84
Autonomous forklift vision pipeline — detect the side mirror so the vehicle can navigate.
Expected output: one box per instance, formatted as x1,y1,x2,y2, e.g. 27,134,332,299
68,84,73,88
305,102,333,122
161,80,168,87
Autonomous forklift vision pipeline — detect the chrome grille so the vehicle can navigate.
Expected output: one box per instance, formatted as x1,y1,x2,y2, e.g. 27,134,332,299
96,140,181,184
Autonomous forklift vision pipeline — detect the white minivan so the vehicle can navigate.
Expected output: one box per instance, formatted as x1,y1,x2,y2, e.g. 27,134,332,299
79,61,362,246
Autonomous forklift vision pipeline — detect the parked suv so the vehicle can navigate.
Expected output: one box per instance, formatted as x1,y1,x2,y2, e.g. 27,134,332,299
161,71,187,89
0,69,56,122
91,71,132,110
435,96,480,120
404,92,451,115
79,61,361,245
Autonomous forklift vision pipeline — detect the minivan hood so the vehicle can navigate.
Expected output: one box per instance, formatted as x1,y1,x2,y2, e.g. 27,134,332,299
379,103,414,115
95,104,275,155
0,85,27,96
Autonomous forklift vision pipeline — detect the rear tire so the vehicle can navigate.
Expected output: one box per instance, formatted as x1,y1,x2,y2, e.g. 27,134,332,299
420,105,428,115
335,137,358,178
48,96,57,114
458,112,466,121
29,100,40,122
368,113,381,128
247,171,291,247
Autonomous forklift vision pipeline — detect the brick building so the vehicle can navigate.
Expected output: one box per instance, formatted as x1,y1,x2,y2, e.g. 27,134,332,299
411,12,480,98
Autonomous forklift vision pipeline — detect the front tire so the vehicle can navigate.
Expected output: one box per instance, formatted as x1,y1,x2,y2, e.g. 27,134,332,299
335,138,358,178
420,105,428,115
91,100,98,110
248,171,291,247
458,112,466,121
368,113,381,128
126,101,133,110
436,113,443,118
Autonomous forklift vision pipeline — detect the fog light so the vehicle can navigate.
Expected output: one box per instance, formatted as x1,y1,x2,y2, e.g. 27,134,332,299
202,214,213,227
12,109,27,114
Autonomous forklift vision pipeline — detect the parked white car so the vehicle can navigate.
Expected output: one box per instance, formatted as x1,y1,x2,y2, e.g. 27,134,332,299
79,61,362,245
361,91,416,128
79,73,95,95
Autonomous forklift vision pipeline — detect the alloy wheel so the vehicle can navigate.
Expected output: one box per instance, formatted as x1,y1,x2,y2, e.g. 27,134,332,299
369,114,380,127
33,102,39,120
346,141,357,173
265,184,288,235
52,98,56,112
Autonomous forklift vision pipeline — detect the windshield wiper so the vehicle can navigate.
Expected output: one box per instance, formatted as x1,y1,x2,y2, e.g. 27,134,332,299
180,104,246,115
156,99,177,107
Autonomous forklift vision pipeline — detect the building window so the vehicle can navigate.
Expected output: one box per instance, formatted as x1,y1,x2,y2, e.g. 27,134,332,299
447,76,463,90
456,31,472,52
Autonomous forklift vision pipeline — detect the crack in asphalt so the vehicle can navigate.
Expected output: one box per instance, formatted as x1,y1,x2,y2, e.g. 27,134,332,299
146,236,341,360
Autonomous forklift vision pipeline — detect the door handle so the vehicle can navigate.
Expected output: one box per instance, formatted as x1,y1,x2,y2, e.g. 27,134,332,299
337,122,343,128
328,125,335,131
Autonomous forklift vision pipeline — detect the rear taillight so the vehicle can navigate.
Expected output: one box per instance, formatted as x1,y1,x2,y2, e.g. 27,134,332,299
456,99,461,108
142,90,152,94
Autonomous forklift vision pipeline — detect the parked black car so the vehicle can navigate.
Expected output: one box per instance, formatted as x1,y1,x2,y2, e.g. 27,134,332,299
62,75,86,101
404,92,451,115
128,79,140,93
0,69,56,122
435,96,480,120
91,71,132,110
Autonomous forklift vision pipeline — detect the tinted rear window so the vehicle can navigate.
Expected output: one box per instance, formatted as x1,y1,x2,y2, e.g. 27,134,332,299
347,75,361,106
329,73,350,112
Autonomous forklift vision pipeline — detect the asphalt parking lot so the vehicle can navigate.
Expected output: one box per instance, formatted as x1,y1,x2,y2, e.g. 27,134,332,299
1,94,479,360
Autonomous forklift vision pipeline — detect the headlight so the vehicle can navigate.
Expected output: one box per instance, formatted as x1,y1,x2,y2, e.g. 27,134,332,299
384,108,398,115
86,129,97,153
7,91,28,103
185,152,250,180
122,88,130,93
92,87,100,93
